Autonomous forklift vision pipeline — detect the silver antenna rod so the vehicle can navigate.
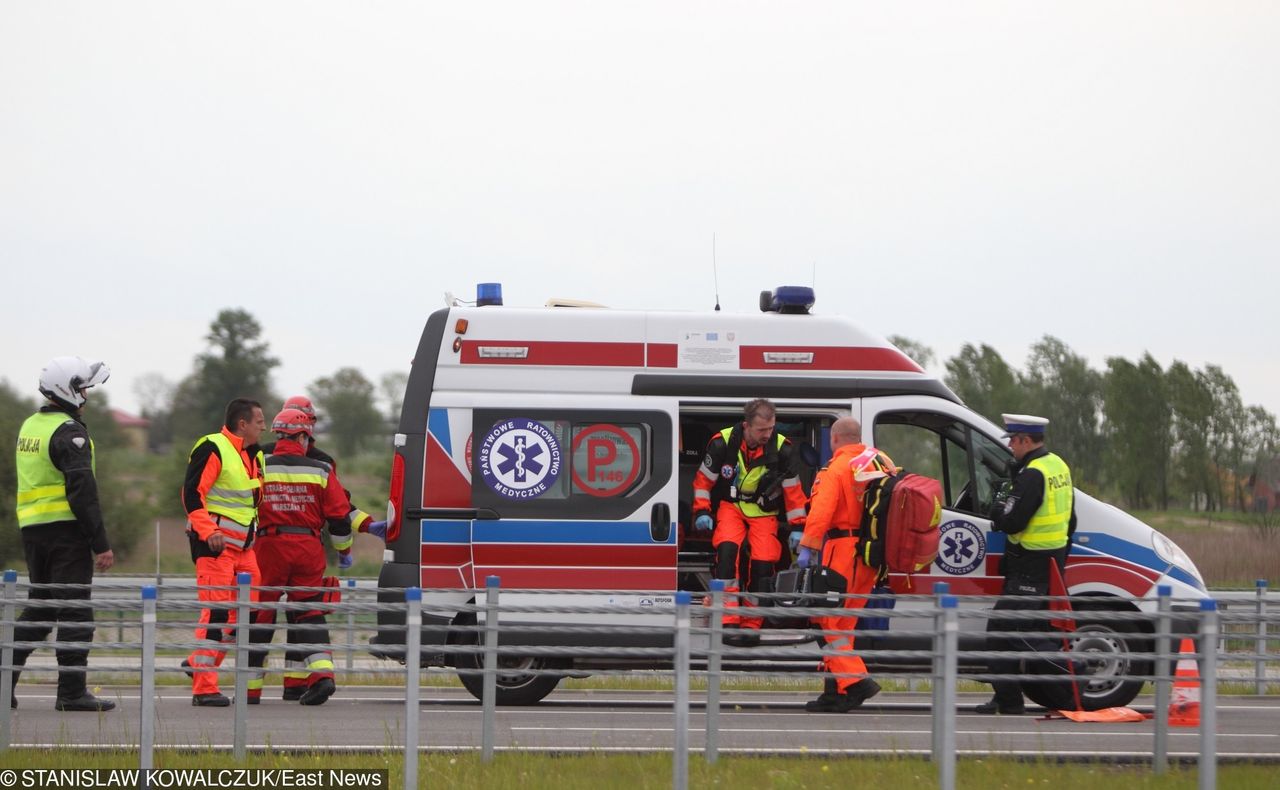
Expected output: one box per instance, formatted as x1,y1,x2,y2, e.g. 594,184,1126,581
713,233,721,312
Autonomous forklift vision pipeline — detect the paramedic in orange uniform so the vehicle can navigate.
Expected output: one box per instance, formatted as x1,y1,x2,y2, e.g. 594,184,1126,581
692,399,807,646
181,398,265,707
796,416,892,712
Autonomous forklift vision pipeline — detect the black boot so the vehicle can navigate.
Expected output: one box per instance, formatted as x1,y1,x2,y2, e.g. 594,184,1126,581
804,678,841,712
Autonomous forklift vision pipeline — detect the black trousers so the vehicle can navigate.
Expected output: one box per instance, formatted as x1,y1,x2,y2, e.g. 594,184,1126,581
986,544,1068,706
13,522,96,699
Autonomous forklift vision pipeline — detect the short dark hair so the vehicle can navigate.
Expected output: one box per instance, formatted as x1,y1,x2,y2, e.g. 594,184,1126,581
224,398,262,431
743,398,777,424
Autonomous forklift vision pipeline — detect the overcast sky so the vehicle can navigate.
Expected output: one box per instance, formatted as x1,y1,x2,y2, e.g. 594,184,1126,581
3,3,1277,421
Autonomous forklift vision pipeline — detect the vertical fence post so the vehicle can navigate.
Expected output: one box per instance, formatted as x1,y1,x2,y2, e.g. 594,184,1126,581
938,595,958,790
1199,599,1218,790
346,578,357,673
673,591,691,790
0,570,17,752
1257,579,1268,696
705,580,724,764
404,588,422,790
233,572,251,762
930,581,950,763
481,575,500,763
140,586,157,782
1153,585,1171,774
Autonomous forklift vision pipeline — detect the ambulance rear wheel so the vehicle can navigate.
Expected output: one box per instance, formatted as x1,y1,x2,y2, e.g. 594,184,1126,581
453,627,562,705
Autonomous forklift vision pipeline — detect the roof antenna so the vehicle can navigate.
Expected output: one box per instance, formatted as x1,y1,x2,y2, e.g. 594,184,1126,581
713,233,721,312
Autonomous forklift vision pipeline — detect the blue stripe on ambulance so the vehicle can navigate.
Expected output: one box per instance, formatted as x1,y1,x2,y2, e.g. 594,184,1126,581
1072,532,1204,591
422,520,470,543
428,408,452,456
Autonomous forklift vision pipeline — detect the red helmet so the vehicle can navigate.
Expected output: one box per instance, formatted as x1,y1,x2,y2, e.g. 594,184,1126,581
272,408,314,438
282,395,317,423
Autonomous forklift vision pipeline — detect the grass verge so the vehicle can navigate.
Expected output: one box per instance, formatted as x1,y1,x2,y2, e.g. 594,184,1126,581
0,751,1274,789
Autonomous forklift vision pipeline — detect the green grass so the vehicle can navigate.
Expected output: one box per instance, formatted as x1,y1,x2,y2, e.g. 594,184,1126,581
0,751,1273,789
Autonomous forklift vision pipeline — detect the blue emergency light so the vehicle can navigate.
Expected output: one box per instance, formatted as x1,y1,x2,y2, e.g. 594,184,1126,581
760,286,815,314
477,282,504,307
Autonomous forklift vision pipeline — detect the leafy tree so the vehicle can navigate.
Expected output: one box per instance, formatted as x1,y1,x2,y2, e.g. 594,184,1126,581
1165,361,1214,510
1200,365,1247,510
943,344,1029,426
0,380,35,565
887,335,935,371
170,309,279,445
310,368,385,457
379,371,409,423
133,371,176,451
1024,336,1105,489
1103,354,1172,509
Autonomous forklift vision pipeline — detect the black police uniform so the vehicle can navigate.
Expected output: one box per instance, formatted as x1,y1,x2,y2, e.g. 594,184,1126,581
12,405,111,705
984,445,1077,712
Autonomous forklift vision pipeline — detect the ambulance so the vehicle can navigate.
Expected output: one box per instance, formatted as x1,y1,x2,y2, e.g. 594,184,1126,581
372,284,1208,707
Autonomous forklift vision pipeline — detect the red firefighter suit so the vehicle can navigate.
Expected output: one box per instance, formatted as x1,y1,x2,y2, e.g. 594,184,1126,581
692,425,807,632
247,437,372,705
798,443,895,698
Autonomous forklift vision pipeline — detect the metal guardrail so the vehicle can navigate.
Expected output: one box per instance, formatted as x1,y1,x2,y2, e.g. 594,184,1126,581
0,571,1276,790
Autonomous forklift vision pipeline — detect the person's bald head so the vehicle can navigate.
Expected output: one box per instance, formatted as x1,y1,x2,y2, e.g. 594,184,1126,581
830,417,862,450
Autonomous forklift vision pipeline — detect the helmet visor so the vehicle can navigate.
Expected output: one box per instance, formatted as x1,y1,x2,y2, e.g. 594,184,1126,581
83,360,111,388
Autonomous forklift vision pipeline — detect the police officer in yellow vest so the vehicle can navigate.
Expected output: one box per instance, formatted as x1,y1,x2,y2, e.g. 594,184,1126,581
11,356,116,711
976,413,1076,715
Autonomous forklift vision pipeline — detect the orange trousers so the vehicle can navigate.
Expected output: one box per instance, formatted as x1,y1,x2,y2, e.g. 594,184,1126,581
813,536,875,692
188,547,260,695
712,503,782,630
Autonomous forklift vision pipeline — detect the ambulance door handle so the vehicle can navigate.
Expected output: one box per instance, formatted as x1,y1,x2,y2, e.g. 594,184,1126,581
649,503,671,542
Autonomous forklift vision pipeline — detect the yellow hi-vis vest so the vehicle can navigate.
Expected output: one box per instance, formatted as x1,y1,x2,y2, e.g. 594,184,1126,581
720,427,788,518
190,432,262,533
1009,452,1073,551
15,412,94,528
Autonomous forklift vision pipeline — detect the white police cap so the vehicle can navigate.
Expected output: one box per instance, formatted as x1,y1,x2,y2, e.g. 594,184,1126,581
1001,413,1048,437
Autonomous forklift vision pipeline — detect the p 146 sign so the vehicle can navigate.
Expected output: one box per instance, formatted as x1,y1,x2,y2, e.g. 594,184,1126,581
571,424,642,498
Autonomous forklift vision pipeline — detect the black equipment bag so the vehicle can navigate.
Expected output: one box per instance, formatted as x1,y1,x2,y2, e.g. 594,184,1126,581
772,566,847,608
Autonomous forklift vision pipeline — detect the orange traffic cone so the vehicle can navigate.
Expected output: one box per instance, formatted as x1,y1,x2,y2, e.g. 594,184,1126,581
1168,637,1201,727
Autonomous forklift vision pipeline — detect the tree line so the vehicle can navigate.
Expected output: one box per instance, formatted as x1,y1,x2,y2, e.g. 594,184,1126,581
890,335,1278,512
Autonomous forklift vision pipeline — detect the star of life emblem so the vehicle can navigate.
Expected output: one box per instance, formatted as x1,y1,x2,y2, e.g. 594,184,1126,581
934,519,986,576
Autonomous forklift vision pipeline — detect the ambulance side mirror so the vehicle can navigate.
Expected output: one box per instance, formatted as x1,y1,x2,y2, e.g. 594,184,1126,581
650,503,671,542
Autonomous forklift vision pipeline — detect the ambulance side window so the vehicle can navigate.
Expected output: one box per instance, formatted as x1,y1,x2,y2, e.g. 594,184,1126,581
873,411,994,517
470,409,673,519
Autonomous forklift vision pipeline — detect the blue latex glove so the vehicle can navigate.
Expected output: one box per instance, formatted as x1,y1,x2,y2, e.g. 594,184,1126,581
788,530,803,552
693,514,714,534
367,520,388,541
337,550,353,570
796,546,816,568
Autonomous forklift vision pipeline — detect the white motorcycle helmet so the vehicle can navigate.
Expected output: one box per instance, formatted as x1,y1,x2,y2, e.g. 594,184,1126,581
38,356,111,410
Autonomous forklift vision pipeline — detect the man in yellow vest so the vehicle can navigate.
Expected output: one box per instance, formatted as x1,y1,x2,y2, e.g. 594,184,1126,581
976,413,1076,715
12,356,116,711
181,398,266,707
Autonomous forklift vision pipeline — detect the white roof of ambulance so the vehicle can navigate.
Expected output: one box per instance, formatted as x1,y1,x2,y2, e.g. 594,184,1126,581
426,305,954,401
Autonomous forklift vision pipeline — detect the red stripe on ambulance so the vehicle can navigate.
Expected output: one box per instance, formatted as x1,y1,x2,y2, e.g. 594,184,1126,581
473,544,672,567
460,340,645,366
738,345,923,372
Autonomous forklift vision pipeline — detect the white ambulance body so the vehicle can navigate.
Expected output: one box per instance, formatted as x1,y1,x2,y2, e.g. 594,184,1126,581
374,286,1208,706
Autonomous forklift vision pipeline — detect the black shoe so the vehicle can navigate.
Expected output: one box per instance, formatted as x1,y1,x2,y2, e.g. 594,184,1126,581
974,696,1025,715
10,695,16,710
54,693,116,712
192,693,231,707
722,627,761,648
181,659,194,679
247,696,260,706
282,687,304,702
299,678,335,706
